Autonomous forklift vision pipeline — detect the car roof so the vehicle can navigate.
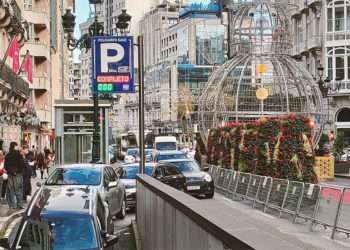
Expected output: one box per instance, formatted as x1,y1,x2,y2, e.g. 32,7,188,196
122,163,155,168
56,164,109,169
27,186,96,219
157,150,185,155
159,159,193,163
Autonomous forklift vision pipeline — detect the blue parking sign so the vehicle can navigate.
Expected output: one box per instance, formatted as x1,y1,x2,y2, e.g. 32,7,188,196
92,36,134,93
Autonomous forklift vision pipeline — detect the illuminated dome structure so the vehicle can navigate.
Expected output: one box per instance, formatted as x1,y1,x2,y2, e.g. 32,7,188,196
198,0,325,144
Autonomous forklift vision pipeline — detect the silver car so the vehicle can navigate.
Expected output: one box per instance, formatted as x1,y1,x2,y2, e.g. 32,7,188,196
43,164,126,222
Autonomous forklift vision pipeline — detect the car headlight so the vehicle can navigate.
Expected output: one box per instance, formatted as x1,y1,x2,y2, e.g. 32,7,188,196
204,174,212,182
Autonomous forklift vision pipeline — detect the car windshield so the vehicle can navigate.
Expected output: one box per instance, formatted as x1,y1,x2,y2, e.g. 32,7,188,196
127,149,139,156
156,142,176,151
170,161,201,173
122,166,153,179
158,153,187,161
17,217,98,250
46,168,101,186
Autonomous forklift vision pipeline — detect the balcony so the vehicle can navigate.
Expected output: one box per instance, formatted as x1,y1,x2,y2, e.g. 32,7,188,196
0,64,30,98
22,39,50,59
23,6,49,28
307,0,321,8
327,81,350,96
307,36,321,50
37,110,50,123
32,76,49,91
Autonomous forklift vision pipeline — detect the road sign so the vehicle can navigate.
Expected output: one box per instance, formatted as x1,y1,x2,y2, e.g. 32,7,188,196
92,36,134,93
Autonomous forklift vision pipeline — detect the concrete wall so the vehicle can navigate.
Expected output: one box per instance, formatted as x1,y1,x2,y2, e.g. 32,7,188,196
136,178,225,250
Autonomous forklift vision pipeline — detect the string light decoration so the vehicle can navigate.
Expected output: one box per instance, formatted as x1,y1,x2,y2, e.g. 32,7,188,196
198,1,325,146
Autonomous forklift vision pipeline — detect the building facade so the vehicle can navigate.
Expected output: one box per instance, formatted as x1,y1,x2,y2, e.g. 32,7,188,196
290,0,350,145
68,60,82,99
0,0,30,151
141,2,225,138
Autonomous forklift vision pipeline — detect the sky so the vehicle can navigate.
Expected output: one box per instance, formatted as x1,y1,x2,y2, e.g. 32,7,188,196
73,0,212,61
73,0,90,61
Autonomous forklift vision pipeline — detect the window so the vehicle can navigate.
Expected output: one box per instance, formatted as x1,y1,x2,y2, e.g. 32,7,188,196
107,167,117,181
154,167,163,177
335,7,344,31
164,166,180,176
327,46,350,81
103,168,113,186
327,1,350,33
46,168,101,185
17,219,48,249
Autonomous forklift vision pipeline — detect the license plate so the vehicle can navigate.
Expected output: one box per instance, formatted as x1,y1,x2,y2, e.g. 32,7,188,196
187,186,200,191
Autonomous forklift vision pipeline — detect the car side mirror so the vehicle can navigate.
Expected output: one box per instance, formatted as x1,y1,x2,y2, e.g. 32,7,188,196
0,238,10,249
103,233,119,248
203,166,209,172
36,181,42,187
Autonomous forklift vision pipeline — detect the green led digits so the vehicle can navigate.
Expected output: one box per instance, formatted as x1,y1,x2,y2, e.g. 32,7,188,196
97,83,113,92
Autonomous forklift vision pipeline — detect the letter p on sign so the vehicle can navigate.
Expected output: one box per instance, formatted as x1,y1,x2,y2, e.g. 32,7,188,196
100,43,125,73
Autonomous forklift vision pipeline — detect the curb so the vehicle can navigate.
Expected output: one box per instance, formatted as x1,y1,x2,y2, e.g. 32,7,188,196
335,174,350,179
131,220,142,250
0,211,24,239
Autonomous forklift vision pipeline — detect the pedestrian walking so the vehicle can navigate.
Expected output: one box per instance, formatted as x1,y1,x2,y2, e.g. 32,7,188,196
0,150,7,202
36,151,47,179
21,145,32,202
27,147,36,177
4,142,25,209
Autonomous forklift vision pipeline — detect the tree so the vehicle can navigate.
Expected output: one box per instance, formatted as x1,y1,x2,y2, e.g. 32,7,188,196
333,131,345,159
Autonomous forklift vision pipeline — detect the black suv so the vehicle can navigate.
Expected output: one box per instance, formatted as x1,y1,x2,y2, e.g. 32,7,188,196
0,185,118,250
152,163,186,191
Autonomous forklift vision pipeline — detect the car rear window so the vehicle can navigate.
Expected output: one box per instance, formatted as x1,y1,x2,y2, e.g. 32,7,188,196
46,168,101,186
158,153,187,161
122,166,153,179
49,217,98,250
16,217,98,250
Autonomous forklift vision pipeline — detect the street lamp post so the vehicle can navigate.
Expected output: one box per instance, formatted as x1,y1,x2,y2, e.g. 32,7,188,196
317,66,331,124
62,2,131,163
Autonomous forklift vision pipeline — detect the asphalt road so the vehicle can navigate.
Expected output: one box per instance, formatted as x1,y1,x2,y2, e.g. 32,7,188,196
113,211,136,250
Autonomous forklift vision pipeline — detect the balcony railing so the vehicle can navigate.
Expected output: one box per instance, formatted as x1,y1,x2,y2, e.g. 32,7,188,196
37,110,50,123
327,81,350,95
32,76,49,90
0,64,30,97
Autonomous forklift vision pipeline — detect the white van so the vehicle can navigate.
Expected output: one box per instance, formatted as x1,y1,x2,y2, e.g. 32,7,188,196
154,136,177,151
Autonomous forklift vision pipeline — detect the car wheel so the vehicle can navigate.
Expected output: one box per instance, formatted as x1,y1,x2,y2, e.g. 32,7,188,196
116,198,126,219
205,192,214,199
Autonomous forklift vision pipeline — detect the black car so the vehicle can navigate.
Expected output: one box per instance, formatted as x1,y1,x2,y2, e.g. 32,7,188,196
0,186,118,250
152,163,186,191
159,159,214,198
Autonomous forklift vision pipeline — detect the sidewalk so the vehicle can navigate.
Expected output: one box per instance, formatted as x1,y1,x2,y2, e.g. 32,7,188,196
0,175,41,236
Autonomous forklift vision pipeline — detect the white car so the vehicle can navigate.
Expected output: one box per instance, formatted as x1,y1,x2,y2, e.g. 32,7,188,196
124,155,136,164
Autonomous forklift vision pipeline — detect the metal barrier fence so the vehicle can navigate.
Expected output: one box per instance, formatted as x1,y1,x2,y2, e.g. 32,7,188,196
282,181,304,220
206,165,350,240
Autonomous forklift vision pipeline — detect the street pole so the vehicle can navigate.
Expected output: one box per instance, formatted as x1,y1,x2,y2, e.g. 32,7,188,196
91,8,100,163
92,92,100,163
138,35,145,174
